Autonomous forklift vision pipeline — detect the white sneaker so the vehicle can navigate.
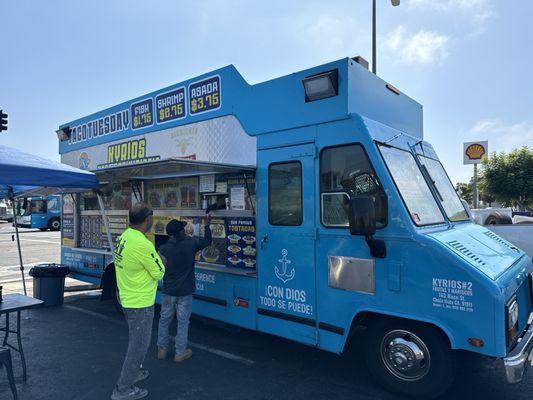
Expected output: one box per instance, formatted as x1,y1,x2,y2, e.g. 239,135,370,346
111,385,148,400
134,369,149,383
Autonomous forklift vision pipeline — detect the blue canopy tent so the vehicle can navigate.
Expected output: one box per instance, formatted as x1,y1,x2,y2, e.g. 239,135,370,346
0,144,98,192
0,145,99,294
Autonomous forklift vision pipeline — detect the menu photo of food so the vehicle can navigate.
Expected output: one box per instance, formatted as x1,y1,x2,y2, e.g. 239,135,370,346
227,253,242,267
178,177,199,209
196,216,225,266
201,245,220,264
210,219,226,239
200,237,226,266
164,182,178,208
242,245,256,256
243,257,256,268
182,217,199,237
227,233,241,244
148,183,165,208
224,217,256,269
152,215,173,235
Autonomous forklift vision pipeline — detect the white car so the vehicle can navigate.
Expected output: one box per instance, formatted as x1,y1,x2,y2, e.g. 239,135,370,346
0,202,14,222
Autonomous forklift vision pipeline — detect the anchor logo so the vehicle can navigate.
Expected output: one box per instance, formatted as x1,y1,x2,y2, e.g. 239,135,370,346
275,249,295,283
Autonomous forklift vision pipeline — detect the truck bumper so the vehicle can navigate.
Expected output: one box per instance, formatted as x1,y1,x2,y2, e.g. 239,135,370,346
504,322,533,383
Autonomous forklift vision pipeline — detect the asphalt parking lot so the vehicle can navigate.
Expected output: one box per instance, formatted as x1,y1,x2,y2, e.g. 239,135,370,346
0,220,531,400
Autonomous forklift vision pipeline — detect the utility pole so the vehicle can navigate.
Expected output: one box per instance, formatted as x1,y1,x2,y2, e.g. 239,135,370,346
372,0,401,75
473,164,479,209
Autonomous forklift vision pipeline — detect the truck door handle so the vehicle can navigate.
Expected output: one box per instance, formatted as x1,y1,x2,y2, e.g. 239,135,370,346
261,234,268,249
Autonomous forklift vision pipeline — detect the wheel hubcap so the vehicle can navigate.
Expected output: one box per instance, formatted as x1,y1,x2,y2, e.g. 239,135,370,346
380,329,431,381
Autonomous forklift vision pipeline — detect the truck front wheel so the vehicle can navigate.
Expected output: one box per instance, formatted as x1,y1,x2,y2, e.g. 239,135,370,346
364,318,456,399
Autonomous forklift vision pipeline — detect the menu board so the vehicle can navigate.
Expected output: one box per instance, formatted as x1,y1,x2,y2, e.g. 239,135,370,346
156,87,186,124
199,175,215,193
149,215,256,270
131,98,154,130
225,218,256,269
215,181,227,194
61,195,75,247
79,215,103,249
227,174,256,211
189,75,221,115
230,186,245,210
101,214,128,248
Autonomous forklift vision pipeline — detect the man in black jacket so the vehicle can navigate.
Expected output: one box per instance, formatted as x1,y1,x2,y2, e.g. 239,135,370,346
156,216,212,362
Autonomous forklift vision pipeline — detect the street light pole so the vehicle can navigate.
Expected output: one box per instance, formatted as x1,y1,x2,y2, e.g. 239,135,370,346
372,0,377,74
372,0,400,75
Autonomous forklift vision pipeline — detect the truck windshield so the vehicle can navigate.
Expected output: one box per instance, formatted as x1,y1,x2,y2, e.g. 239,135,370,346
417,155,469,222
379,145,445,226
16,199,30,216
31,200,46,214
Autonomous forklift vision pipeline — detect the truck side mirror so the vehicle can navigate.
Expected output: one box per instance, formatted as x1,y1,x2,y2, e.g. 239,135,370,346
348,196,386,258
348,196,376,236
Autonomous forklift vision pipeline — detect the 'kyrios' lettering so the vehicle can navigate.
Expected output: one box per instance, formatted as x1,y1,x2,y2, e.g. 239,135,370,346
107,139,146,164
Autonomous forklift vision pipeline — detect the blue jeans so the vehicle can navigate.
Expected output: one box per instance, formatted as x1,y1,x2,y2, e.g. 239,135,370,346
157,294,193,354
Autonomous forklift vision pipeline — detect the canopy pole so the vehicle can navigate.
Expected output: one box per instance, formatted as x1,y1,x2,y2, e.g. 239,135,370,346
97,194,114,253
11,200,27,296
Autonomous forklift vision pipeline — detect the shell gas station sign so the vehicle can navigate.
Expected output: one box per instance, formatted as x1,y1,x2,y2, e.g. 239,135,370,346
463,141,488,164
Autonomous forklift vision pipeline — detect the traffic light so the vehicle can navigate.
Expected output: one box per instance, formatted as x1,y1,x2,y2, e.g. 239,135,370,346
0,110,7,132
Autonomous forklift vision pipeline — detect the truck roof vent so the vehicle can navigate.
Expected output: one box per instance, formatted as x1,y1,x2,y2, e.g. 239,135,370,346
447,240,487,266
482,231,519,252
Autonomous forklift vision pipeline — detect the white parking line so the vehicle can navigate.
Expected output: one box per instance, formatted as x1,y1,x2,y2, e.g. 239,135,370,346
0,238,59,244
188,341,255,365
64,304,255,366
21,238,59,244
0,262,55,269
64,305,123,325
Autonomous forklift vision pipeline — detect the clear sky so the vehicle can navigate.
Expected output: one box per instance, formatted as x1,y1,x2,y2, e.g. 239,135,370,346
1,0,531,183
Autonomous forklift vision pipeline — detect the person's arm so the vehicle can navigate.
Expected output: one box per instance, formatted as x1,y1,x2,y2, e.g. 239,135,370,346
158,251,168,267
139,241,165,280
196,215,213,251
157,243,168,267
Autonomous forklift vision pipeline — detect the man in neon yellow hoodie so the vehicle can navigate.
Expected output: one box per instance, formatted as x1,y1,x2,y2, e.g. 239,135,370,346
111,203,165,400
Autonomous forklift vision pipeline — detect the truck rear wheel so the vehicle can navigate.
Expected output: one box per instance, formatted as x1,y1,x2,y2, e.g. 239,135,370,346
364,318,456,399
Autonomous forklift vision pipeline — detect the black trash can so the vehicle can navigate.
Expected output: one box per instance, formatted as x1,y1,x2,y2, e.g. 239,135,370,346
29,264,70,306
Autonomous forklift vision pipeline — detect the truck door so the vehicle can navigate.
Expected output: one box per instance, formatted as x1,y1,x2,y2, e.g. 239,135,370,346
256,143,317,345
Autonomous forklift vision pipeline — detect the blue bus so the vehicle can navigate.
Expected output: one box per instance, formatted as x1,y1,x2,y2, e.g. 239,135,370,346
57,57,533,398
16,195,61,230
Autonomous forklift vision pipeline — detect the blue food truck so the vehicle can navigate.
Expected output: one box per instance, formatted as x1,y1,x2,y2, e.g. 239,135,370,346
15,195,61,230
57,57,533,398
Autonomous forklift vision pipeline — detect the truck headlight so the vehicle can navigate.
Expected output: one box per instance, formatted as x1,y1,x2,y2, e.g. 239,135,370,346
506,296,519,346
